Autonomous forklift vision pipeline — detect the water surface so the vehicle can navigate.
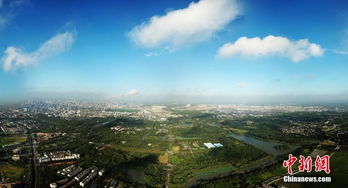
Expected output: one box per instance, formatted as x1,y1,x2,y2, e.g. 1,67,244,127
229,132,292,155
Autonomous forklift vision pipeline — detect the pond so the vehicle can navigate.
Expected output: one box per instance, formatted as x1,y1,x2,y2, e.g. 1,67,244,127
229,132,295,156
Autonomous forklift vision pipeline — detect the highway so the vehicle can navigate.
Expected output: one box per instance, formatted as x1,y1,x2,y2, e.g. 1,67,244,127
28,133,37,188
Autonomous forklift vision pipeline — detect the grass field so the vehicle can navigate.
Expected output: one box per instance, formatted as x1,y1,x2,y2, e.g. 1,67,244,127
0,163,25,182
247,165,286,184
195,165,236,176
229,128,248,134
174,136,202,141
329,146,348,187
0,134,27,146
170,155,183,164
109,144,162,154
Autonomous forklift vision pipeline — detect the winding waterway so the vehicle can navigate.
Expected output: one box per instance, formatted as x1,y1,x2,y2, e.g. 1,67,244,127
229,132,283,155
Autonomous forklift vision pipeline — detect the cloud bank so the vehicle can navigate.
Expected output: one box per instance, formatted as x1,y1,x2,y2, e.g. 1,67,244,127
121,89,139,97
128,0,240,48
217,35,324,62
2,31,75,72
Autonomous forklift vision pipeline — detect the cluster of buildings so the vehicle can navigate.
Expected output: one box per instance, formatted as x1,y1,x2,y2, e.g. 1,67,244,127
35,132,66,143
217,104,328,113
110,126,131,133
110,126,156,134
79,167,99,187
58,165,82,177
1,142,25,161
110,126,151,134
50,165,105,188
203,142,224,149
3,100,343,123
23,100,109,118
2,100,348,123
135,105,181,121
0,119,38,134
281,121,330,136
10,100,182,121
179,141,219,151
19,100,143,119
38,150,80,163
0,107,39,134
281,126,318,136
178,104,332,119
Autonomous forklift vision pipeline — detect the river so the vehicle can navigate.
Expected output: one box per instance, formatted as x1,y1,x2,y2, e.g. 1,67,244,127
229,132,290,155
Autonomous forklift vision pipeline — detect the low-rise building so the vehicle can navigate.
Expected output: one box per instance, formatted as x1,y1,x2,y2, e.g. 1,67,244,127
203,142,223,149
98,169,105,176
80,169,98,187
75,169,90,181
11,154,20,161
38,150,80,163
67,166,82,177
49,183,57,188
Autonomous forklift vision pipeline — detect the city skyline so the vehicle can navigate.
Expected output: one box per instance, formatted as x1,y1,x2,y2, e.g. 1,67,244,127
1,0,348,103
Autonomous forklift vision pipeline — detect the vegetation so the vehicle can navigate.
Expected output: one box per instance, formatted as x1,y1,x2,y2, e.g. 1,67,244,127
0,134,27,146
274,144,290,151
0,162,25,182
2,110,347,187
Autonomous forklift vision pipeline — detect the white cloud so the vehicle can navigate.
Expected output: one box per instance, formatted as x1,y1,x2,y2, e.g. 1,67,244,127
0,15,7,26
2,31,75,72
235,82,246,88
128,0,240,48
121,89,139,97
0,0,28,29
330,50,348,55
217,35,324,62
145,52,159,57
9,0,28,8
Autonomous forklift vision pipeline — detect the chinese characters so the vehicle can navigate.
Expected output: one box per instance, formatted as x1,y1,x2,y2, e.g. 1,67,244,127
283,154,331,174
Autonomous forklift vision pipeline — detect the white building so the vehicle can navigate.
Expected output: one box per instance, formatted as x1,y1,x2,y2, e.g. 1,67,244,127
203,143,223,149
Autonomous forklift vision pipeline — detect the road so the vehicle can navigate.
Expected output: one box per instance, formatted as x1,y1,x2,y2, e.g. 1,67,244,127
165,126,173,188
28,132,37,188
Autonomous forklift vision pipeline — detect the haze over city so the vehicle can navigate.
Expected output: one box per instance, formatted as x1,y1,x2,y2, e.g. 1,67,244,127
1,0,348,103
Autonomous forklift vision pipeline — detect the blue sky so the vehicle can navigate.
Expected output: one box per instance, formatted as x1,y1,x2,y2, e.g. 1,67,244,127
1,0,348,103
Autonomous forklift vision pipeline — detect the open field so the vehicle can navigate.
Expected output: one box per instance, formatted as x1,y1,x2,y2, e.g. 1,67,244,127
195,165,236,176
0,162,25,182
0,134,27,146
329,146,348,187
108,144,163,154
